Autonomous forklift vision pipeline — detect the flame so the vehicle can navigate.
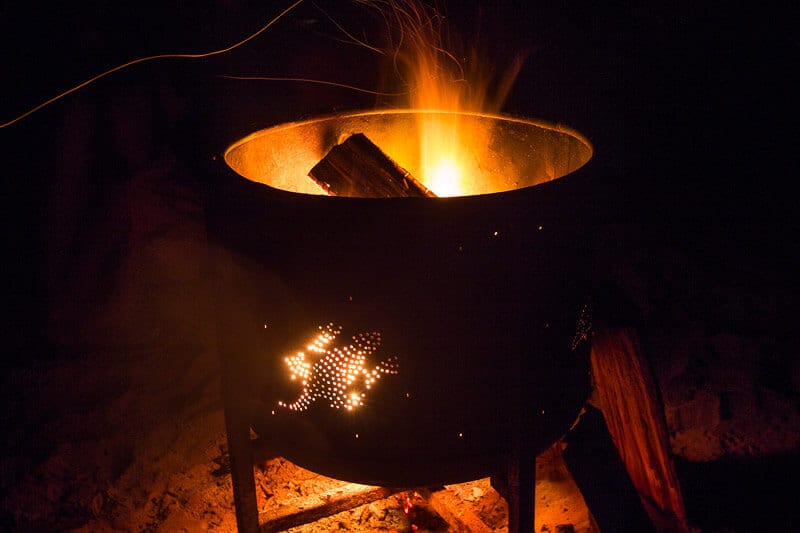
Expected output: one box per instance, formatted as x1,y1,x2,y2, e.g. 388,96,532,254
373,0,525,196
425,157,461,197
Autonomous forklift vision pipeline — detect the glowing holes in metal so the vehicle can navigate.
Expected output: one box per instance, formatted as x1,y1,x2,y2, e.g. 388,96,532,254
277,323,399,412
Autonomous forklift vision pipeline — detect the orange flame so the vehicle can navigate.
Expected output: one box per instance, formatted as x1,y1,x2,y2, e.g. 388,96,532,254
371,0,525,195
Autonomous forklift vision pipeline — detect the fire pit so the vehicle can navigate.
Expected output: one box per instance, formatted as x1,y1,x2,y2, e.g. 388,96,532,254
208,109,594,531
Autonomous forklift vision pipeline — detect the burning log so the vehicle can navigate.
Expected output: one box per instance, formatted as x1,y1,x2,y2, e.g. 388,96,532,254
309,133,436,198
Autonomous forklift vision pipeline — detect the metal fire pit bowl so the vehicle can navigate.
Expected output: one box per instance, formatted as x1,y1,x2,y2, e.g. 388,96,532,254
209,109,594,502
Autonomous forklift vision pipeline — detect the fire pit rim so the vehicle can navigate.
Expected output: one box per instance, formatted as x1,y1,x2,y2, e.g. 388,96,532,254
221,107,593,199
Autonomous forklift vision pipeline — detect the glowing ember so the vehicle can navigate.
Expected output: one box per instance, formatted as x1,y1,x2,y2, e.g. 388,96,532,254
570,303,593,351
278,323,399,411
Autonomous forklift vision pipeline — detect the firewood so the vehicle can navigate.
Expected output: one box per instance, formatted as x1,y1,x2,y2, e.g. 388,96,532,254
588,327,690,532
309,133,436,198
258,483,402,532
562,404,655,532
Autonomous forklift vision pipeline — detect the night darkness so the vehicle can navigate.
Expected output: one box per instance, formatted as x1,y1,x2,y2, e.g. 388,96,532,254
1,1,798,531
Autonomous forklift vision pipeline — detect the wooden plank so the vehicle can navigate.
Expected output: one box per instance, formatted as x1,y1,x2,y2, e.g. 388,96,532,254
258,483,402,532
563,405,655,532
308,133,436,198
589,327,690,532
222,373,261,533
424,487,497,533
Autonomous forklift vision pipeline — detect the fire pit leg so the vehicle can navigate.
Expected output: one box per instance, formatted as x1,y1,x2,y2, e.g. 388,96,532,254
222,375,260,533
492,362,537,533
505,424,536,532
491,424,536,532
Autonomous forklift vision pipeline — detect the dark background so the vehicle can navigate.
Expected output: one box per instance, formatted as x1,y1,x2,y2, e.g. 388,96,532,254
1,1,798,530
3,1,797,358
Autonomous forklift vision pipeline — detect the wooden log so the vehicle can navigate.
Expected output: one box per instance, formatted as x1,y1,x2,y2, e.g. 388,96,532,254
258,483,403,532
423,487,496,533
309,133,436,198
222,368,261,533
563,404,655,532
589,327,690,532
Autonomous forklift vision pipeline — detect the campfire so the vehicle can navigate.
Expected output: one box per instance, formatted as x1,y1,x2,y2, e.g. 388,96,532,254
208,1,693,532
1,0,792,531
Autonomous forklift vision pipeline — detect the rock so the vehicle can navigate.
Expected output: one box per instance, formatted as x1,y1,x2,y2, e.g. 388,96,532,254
665,389,721,433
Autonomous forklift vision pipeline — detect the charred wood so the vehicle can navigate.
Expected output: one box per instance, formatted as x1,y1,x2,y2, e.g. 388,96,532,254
309,133,436,198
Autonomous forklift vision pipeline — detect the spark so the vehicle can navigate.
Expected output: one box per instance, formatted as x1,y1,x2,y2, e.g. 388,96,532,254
1,0,306,129
221,76,406,97
571,303,593,350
